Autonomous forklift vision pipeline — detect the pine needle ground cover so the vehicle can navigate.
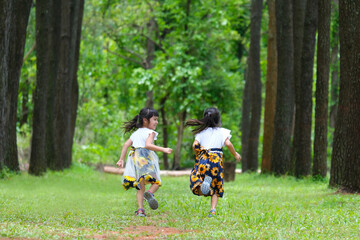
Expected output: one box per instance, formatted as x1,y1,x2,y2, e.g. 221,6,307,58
0,164,359,239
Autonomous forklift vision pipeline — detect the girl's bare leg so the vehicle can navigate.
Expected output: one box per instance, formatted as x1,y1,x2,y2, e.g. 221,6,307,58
211,194,218,210
136,180,145,209
148,183,159,194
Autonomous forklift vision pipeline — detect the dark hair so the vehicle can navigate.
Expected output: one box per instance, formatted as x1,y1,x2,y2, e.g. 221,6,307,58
123,107,159,133
185,107,221,134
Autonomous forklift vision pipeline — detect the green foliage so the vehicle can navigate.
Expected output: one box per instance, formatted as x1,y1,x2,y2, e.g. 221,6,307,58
74,0,251,167
99,0,246,113
0,167,17,179
74,99,126,164
18,0,337,172
1,167,359,239
18,5,36,128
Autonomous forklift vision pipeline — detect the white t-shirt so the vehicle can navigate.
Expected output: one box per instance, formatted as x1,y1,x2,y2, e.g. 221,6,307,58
195,127,231,149
130,128,158,148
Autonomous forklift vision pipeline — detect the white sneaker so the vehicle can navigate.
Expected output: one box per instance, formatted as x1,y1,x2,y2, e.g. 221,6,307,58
201,176,212,195
144,191,158,210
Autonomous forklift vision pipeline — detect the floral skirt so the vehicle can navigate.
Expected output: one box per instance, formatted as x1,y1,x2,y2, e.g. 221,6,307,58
122,147,161,190
190,144,224,197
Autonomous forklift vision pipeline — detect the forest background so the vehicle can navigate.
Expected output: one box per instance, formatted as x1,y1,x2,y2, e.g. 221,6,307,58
2,1,360,238
19,0,253,170
1,0,359,191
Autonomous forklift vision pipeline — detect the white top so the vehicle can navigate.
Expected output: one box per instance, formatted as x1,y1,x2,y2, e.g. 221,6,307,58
195,127,231,149
130,128,158,148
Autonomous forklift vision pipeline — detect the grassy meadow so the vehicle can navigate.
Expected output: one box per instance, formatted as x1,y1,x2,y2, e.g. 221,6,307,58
0,164,359,239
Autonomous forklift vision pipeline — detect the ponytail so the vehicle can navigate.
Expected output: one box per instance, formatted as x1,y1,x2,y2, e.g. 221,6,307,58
185,107,221,134
185,119,208,134
123,115,140,133
122,107,160,134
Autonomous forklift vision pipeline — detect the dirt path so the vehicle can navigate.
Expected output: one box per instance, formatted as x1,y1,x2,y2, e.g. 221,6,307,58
87,226,190,239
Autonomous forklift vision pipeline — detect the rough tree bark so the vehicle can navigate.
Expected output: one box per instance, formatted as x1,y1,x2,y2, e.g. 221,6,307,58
271,0,294,175
0,0,32,171
261,0,277,173
30,0,84,174
246,0,263,172
313,0,330,178
241,68,251,172
69,0,84,166
329,0,339,128
29,0,52,175
290,0,307,174
329,0,360,193
295,0,318,177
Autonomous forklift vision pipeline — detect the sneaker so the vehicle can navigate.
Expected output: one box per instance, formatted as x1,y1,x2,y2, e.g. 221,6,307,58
208,209,216,218
144,191,158,210
135,208,146,217
201,176,212,195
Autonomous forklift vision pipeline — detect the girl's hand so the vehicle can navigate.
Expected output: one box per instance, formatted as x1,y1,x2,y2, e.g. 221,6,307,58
163,148,173,154
235,153,241,162
116,159,124,168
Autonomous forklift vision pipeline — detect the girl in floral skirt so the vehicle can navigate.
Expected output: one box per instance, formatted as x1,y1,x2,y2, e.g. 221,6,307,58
185,107,241,217
116,108,172,217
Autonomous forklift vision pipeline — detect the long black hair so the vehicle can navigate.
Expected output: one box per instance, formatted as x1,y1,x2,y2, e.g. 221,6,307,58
123,107,159,133
185,107,221,134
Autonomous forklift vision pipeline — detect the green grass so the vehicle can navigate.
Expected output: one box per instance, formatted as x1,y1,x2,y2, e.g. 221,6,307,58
0,164,359,239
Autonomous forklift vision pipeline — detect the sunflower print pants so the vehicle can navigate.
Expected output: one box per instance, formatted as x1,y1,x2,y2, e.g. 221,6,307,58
122,147,161,191
190,144,224,197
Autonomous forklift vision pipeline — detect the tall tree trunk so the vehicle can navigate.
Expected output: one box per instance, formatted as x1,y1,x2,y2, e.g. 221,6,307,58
313,0,330,178
69,0,84,165
45,0,61,170
52,0,84,170
160,94,169,169
261,0,277,173
290,0,307,174
173,111,186,170
30,0,84,173
52,0,72,170
246,0,263,172
329,1,339,129
329,0,360,192
0,1,8,170
241,68,251,172
0,1,7,170
29,0,52,175
0,0,32,171
271,0,294,175
295,0,318,177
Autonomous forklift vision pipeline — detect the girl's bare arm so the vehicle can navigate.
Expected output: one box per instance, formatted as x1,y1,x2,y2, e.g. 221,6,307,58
145,132,173,154
224,138,241,162
116,138,133,168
